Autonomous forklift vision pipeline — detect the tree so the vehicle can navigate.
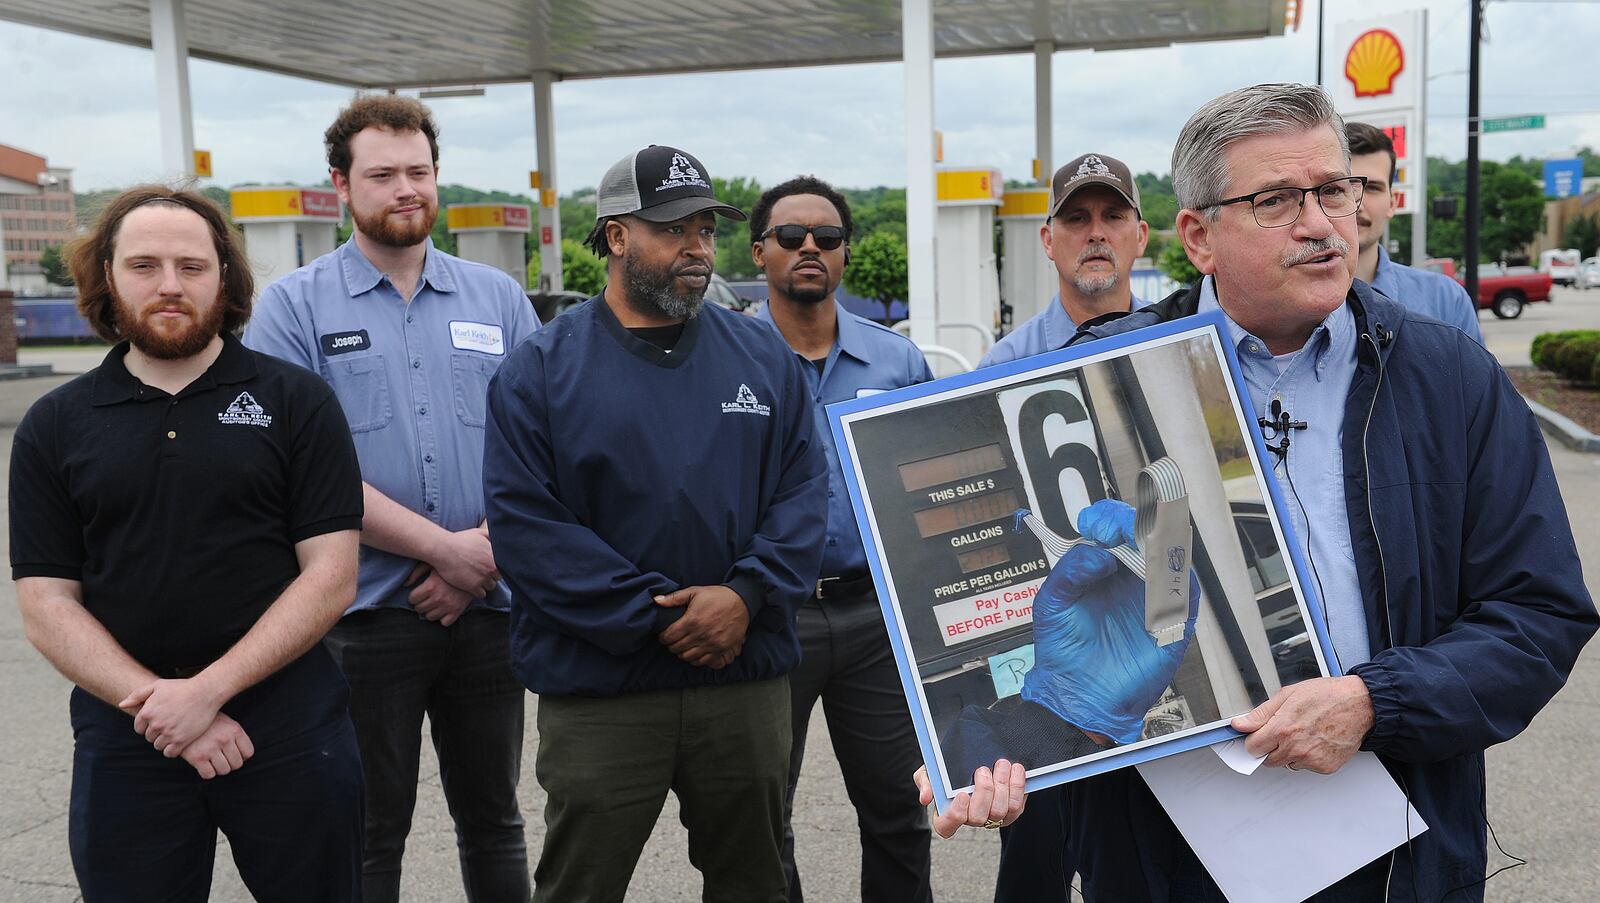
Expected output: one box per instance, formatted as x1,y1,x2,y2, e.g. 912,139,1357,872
842,231,908,320
527,239,606,296
1561,214,1600,257
38,244,72,286
710,176,763,279
1156,239,1201,285
1134,173,1178,231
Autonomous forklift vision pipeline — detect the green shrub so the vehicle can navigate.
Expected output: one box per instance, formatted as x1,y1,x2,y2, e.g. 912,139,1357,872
1532,330,1599,374
1552,335,1600,383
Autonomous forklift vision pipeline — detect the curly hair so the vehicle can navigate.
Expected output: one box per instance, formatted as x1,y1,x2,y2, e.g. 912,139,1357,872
68,186,253,344
749,175,854,246
325,94,440,175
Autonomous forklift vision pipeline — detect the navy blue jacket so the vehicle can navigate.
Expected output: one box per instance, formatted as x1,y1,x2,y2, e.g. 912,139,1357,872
1060,281,1596,902
483,296,827,697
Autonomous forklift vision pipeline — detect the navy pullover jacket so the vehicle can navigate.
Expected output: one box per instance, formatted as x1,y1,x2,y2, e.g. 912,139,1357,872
1057,282,1596,902
484,295,827,697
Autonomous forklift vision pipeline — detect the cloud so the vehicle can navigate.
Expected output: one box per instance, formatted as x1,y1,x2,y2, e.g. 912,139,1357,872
4,0,1596,198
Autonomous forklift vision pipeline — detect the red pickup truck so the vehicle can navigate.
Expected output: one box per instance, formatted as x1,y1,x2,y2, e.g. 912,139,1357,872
1423,258,1553,319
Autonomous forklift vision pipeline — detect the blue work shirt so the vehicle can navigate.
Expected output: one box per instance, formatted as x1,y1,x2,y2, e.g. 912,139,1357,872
759,301,932,579
243,238,540,614
1370,245,1484,345
1197,277,1369,671
979,292,1145,368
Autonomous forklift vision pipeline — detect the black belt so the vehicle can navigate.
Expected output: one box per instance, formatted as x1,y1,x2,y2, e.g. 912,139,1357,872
814,573,876,600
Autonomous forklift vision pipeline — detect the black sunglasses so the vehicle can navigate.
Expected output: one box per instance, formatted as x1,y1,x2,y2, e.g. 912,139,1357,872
760,224,846,251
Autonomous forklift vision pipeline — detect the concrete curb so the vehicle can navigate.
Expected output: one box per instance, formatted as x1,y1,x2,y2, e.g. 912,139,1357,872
1523,395,1600,453
0,363,55,381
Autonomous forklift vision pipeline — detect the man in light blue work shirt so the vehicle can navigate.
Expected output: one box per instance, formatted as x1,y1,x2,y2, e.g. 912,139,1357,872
751,176,935,903
981,153,1150,369
980,151,1151,903
244,95,538,903
1346,121,1484,344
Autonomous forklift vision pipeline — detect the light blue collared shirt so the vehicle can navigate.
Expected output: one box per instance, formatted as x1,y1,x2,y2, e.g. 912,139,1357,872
1370,246,1484,345
1197,277,1369,670
759,301,932,579
980,292,1146,368
243,238,540,614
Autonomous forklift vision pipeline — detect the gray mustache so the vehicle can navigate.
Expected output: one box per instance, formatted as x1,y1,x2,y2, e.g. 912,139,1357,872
1077,243,1117,266
1282,236,1351,267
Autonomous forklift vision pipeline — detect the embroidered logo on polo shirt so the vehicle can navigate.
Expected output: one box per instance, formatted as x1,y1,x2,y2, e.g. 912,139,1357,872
320,329,370,356
722,384,771,417
218,391,272,428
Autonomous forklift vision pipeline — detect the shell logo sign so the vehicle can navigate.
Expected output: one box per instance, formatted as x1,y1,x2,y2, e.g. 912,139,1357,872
1345,29,1405,98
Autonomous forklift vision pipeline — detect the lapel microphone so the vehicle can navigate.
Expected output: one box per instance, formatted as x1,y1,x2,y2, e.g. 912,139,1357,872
1258,398,1307,459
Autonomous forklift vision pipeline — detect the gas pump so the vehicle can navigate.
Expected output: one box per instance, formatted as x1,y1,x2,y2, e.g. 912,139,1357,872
446,203,532,286
997,187,1057,335
931,167,1002,373
230,186,341,296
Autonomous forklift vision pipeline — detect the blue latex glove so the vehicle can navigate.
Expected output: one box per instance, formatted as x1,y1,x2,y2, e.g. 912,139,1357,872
1020,499,1201,744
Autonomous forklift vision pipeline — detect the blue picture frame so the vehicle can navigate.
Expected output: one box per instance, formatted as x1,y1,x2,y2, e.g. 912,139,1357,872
826,312,1336,812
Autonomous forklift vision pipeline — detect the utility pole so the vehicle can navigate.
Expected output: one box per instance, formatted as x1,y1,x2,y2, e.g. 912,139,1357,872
1465,0,1483,304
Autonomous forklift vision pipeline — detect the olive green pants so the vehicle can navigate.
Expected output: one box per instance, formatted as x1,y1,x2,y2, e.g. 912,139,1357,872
532,677,791,903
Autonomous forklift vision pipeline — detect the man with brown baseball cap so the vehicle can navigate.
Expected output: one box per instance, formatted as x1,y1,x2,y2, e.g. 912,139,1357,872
981,152,1150,367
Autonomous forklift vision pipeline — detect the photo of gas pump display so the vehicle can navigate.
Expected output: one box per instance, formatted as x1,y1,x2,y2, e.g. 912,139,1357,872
827,315,1335,807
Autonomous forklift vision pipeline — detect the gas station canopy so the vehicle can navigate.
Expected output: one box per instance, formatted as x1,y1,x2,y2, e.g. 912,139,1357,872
0,0,1290,88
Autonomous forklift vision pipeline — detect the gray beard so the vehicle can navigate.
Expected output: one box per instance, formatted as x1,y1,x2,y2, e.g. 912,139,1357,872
623,253,706,320
1072,270,1120,296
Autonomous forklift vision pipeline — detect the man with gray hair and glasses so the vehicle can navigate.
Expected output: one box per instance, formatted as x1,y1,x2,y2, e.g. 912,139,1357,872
922,83,1595,903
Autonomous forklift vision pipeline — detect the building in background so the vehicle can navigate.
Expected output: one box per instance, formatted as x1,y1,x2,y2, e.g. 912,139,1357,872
0,143,76,293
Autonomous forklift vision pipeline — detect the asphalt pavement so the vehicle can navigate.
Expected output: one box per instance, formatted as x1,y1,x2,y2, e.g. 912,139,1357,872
2,290,1598,901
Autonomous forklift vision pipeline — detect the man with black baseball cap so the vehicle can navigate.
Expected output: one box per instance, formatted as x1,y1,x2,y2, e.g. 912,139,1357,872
484,145,826,903
981,152,1151,367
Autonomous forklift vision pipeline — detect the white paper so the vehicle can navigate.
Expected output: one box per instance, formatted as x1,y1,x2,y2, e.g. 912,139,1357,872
1137,748,1426,903
1211,738,1266,775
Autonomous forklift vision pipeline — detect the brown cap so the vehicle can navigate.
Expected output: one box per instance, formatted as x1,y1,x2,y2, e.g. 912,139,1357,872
1049,153,1141,219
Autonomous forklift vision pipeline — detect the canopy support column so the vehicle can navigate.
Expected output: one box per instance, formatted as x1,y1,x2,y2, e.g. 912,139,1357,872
532,70,562,292
903,0,936,345
150,0,196,180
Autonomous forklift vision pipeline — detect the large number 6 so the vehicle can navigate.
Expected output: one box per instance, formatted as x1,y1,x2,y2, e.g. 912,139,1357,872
1018,390,1106,539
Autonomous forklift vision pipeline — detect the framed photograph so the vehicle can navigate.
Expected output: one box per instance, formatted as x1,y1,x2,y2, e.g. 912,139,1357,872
826,312,1337,811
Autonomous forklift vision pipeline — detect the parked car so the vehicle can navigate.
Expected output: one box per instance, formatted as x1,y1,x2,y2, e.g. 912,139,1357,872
527,290,590,324
705,273,753,313
1578,257,1600,290
1539,248,1582,287
1423,258,1553,319
1230,500,1321,687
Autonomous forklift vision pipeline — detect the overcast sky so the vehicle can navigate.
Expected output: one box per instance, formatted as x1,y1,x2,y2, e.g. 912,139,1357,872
4,0,1597,195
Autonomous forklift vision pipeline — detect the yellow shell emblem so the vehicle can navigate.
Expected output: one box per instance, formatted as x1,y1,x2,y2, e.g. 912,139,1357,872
1345,29,1405,98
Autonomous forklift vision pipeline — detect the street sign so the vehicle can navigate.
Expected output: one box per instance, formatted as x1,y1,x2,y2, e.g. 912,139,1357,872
1482,115,1545,133
193,149,212,177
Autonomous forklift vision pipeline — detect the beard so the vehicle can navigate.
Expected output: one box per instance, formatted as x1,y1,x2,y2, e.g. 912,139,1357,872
111,282,227,360
1071,242,1121,297
352,196,438,248
622,250,707,320
777,260,832,304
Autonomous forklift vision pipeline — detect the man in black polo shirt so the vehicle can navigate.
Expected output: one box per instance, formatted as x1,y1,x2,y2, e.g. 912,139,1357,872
9,186,366,902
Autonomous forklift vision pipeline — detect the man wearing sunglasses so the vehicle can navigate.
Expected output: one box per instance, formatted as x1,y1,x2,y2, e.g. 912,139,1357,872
929,83,1595,903
980,153,1150,368
749,176,935,903
483,145,827,903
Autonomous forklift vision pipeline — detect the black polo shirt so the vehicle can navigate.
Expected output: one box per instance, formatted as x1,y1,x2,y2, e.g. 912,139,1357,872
9,333,364,674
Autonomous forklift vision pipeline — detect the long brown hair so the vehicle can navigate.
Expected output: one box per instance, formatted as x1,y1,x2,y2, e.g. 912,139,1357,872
69,186,254,343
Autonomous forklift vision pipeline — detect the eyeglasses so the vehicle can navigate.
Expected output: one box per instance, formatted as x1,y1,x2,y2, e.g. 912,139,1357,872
1210,176,1368,228
760,224,846,251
